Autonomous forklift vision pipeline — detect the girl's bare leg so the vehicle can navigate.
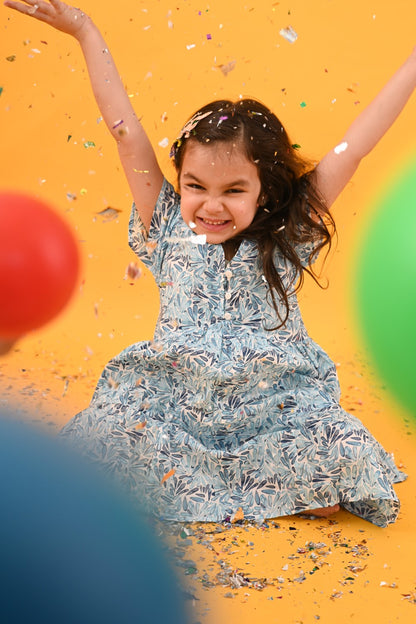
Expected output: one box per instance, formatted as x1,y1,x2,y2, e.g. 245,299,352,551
300,504,340,518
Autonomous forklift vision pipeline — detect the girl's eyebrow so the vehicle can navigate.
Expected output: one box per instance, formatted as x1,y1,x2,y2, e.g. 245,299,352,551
181,172,250,187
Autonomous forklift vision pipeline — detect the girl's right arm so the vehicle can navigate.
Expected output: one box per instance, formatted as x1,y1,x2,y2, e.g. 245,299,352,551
4,0,164,232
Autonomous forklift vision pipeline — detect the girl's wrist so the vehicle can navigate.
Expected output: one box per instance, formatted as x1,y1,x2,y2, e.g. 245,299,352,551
73,13,95,44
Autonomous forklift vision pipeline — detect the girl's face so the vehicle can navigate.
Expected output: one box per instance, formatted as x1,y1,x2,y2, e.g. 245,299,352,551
179,140,262,244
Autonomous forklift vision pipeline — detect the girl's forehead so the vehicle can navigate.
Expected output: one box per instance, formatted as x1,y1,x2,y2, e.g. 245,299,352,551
181,139,251,166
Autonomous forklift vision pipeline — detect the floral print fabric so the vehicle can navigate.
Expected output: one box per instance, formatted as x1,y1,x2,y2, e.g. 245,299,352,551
61,179,405,527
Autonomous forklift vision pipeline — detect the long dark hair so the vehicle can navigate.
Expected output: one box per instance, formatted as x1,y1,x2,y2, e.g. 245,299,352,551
171,98,335,328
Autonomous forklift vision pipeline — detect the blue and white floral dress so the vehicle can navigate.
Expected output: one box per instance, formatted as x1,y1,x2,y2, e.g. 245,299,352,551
61,179,405,527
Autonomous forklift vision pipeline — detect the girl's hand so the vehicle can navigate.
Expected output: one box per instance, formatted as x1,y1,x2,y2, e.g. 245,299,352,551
4,0,90,39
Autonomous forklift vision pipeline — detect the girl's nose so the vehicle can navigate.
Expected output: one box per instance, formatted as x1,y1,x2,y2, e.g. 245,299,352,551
204,195,223,212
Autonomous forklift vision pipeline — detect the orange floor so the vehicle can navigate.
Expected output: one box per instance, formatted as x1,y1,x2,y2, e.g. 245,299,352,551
1,1,416,622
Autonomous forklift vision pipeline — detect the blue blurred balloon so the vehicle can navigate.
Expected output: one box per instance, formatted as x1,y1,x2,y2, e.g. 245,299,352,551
0,416,187,624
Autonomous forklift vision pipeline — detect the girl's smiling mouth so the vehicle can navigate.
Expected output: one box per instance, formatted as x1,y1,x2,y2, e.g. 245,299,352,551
196,216,232,231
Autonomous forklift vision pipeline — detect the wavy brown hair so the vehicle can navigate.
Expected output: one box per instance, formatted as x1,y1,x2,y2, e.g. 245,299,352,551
171,98,335,328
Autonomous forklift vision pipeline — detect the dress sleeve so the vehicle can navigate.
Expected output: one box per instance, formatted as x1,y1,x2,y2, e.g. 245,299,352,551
128,178,180,276
294,236,323,268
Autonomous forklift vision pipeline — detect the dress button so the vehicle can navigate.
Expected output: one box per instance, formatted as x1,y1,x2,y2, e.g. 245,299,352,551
225,269,232,278
224,312,232,320
225,292,231,300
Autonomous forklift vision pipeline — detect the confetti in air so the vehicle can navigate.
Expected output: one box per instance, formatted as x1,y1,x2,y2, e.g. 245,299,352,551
124,262,142,281
158,137,169,148
279,26,298,43
216,60,237,76
96,206,122,222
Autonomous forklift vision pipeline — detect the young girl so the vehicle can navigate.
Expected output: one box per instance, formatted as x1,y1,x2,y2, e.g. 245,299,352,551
6,0,416,527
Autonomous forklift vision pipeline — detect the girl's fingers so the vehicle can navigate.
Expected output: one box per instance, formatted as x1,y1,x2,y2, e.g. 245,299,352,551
4,0,54,18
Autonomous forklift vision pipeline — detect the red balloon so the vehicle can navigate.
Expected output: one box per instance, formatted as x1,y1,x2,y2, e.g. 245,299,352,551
0,193,80,340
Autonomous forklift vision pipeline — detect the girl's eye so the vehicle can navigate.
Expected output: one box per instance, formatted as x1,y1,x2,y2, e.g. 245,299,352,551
226,188,244,194
188,183,204,190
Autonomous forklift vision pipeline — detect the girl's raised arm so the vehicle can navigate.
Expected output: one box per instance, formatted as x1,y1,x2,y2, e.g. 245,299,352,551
314,47,416,209
4,0,164,231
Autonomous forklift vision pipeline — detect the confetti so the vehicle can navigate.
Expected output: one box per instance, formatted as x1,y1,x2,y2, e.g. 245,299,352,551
0,87,3,96
186,44,196,50
161,468,176,484
96,206,122,222
158,137,169,148
83,141,95,148
135,420,147,430
166,234,207,245
145,240,158,254
112,119,124,129
334,141,348,154
216,60,237,76
124,262,142,280
6,55,16,62
279,26,298,43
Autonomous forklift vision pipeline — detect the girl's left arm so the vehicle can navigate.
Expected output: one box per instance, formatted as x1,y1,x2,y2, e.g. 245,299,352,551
314,47,416,208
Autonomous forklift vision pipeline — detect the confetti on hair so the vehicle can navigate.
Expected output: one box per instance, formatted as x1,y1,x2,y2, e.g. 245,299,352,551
334,141,349,154
170,110,213,157
292,143,301,149
279,25,298,43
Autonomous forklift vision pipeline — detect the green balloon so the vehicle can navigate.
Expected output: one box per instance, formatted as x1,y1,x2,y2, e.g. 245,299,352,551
355,158,416,417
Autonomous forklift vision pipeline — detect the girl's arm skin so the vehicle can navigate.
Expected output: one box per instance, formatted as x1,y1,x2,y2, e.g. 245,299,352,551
4,0,164,232
314,47,416,209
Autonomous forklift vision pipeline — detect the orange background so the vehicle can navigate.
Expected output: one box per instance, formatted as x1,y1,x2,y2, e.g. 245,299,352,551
1,1,416,622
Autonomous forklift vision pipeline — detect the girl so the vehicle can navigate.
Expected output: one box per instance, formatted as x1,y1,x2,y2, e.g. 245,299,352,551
6,0,416,526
